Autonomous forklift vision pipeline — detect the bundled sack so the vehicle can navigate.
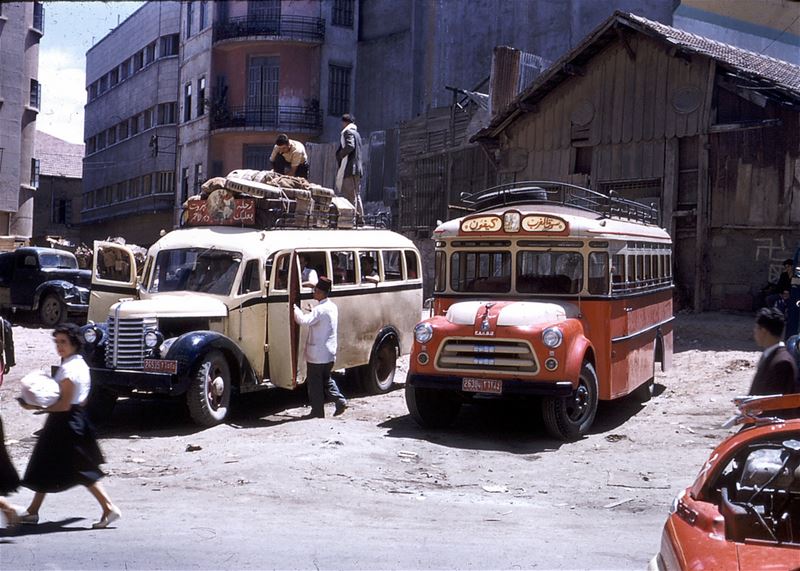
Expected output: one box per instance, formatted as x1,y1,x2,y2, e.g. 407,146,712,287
19,371,60,408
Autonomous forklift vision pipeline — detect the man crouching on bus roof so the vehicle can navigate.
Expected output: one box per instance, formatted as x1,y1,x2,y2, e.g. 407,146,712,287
293,276,348,418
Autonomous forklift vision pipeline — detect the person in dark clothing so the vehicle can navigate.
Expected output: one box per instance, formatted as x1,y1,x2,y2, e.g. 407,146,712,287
766,258,795,308
749,307,799,396
18,323,121,528
0,321,19,525
270,133,309,179
335,113,364,224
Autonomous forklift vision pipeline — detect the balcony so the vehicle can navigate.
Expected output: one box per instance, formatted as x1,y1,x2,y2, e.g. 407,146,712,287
211,104,322,133
213,15,325,44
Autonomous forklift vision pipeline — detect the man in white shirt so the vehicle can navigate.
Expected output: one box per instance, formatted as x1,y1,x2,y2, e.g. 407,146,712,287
292,276,347,417
299,254,318,288
270,133,309,179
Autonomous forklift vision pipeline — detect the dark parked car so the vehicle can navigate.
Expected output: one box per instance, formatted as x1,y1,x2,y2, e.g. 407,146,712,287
0,247,90,326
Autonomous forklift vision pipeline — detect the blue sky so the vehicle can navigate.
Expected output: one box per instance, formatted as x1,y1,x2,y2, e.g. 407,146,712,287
38,1,144,145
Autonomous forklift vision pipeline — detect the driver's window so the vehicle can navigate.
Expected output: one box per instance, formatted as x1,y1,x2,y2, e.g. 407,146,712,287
238,259,261,295
272,253,291,291
96,247,131,281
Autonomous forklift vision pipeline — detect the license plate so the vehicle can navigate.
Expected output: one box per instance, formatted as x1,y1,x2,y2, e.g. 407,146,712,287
143,359,178,374
462,377,502,394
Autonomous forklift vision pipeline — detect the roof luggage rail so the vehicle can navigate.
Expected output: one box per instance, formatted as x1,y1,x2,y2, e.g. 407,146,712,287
458,180,659,225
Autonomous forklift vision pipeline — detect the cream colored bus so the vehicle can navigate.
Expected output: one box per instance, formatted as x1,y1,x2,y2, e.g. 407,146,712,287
83,225,422,426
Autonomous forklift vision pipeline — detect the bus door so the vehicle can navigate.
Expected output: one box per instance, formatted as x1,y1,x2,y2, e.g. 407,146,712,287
228,258,268,380
267,250,304,389
88,241,139,323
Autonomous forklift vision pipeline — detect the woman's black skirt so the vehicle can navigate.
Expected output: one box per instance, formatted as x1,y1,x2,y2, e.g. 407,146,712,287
23,406,105,493
0,415,20,495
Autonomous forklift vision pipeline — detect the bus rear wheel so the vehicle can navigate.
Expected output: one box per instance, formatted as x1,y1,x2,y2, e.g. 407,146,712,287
187,350,231,427
361,336,398,394
406,385,461,428
542,361,598,441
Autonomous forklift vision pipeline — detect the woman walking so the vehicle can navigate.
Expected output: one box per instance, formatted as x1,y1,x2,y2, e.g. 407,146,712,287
19,323,121,528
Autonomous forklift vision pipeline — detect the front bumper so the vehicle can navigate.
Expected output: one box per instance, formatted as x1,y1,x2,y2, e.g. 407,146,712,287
89,367,188,396
66,302,89,313
407,373,573,397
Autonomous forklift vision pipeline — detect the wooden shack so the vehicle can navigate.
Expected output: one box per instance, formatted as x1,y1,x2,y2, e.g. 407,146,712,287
472,12,800,311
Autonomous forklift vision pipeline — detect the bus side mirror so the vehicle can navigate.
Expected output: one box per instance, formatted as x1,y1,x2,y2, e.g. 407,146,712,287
423,297,434,318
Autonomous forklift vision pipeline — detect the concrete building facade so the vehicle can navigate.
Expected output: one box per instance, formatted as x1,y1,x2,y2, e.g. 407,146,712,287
0,1,44,241
81,1,181,246
32,132,84,247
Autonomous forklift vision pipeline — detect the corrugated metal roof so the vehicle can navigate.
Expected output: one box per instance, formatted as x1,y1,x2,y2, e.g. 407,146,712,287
35,131,84,179
475,11,800,142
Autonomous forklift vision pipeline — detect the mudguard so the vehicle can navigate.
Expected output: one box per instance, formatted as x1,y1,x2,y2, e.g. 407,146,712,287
164,330,257,388
563,334,594,389
33,280,83,309
371,326,400,358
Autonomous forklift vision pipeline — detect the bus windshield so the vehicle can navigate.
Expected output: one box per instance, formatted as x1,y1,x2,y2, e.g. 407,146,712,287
517,251,583,294
450,251,511,293
148,248,242,295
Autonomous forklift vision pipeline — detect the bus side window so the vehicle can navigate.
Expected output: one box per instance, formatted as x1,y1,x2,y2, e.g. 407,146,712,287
332,251,356,285
382,250,403,282
588,252,608,295
239,259,261,295
404,250,419,280
612,254,625,287
626,254,636,285
299,251,327,288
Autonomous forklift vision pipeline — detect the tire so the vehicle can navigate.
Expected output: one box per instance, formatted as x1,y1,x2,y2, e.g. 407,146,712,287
541,361,599,441
87,388,118,424
405,385,461,428
361,336,398,394
187,350,231,427
632,378,654,403
39,293,65,327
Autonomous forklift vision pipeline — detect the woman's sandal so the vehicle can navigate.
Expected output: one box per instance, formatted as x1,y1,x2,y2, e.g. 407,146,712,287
92,506,121,529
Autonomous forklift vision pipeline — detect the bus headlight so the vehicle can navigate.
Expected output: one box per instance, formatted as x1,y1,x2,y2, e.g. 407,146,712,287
542,327,563,348
144,330,162,348
414,322,434,344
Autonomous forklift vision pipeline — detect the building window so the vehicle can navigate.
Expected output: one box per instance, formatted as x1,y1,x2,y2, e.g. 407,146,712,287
200,0,209,29
572,146,592,175
194,163,203,195
33,2,45,33
87,137,96,155
159,102,177,125
186,1,194,38
184,83,192,122
243,145,270,170
197,77,206,117
98,75,108,93
130,177,141,199
181,167,190,203
143,173,152,195
109,67,119,87
332,0,354,28
158,171,175,194
130,115,140,136
107,126,117,146
120,60,130,81
30,158,40,188
134,50,144,71
29,79,41,109
160,34,179,57
89,83,97,101
97,131,106,150
145,42,156,65
119,120,128,140
144,108,153,130
328,64,351,116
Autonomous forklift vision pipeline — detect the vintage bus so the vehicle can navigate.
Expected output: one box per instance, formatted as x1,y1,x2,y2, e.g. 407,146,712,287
82,194,422,426
406,182,673,440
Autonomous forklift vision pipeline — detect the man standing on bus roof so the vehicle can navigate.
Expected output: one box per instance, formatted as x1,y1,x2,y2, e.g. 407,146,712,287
270,134,310,179
335,113,364,225
293,276,348,417
749,307,799,396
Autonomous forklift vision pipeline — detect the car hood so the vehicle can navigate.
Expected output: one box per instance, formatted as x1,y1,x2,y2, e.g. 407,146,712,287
445,300,579,327
109,294,228,319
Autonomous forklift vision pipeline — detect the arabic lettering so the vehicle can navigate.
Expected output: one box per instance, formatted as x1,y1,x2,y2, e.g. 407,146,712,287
522,216,566,232
462,216,501,232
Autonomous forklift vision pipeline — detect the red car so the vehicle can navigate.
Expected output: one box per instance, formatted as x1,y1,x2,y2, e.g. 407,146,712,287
651,394,800,570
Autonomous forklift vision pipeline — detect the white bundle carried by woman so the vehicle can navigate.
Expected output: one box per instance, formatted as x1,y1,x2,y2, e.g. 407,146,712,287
19,371,60,408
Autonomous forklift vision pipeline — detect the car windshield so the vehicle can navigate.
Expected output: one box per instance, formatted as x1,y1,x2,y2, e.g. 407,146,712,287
148,248,242,295
39,252,78,269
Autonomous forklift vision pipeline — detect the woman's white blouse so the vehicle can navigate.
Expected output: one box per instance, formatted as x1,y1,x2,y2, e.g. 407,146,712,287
55,354,91,405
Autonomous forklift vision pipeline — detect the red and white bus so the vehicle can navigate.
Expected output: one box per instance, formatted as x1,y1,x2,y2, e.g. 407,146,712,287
406,182,673,440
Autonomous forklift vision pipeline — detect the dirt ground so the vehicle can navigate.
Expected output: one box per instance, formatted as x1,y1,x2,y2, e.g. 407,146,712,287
0,311,762,569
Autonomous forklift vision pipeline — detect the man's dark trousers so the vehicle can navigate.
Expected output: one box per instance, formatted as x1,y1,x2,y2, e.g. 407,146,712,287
306,362,346,418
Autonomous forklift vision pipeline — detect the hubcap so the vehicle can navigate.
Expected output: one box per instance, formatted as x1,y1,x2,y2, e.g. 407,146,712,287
44,299,60,321
567,382,590,422
206,368,224,409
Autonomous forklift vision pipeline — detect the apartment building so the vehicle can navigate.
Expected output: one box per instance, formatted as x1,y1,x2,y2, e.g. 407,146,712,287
83,0,358,242
81,1,181,245
0,1,44,242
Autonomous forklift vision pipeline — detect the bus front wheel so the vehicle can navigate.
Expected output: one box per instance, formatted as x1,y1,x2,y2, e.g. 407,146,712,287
406,385,461,428
187,350,231,427
542,361,598,441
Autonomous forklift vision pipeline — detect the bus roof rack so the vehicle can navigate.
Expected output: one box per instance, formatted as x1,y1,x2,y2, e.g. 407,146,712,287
459,181,659,225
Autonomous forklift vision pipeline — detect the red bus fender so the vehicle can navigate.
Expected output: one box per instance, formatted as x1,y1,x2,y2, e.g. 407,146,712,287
562,334,594,389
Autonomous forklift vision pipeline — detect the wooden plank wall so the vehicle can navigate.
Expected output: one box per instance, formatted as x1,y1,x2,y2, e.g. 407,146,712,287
505,35,710,185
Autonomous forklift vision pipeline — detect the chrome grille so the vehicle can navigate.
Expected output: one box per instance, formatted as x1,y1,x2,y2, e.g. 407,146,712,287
105,316,157,370
436,338,538,375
